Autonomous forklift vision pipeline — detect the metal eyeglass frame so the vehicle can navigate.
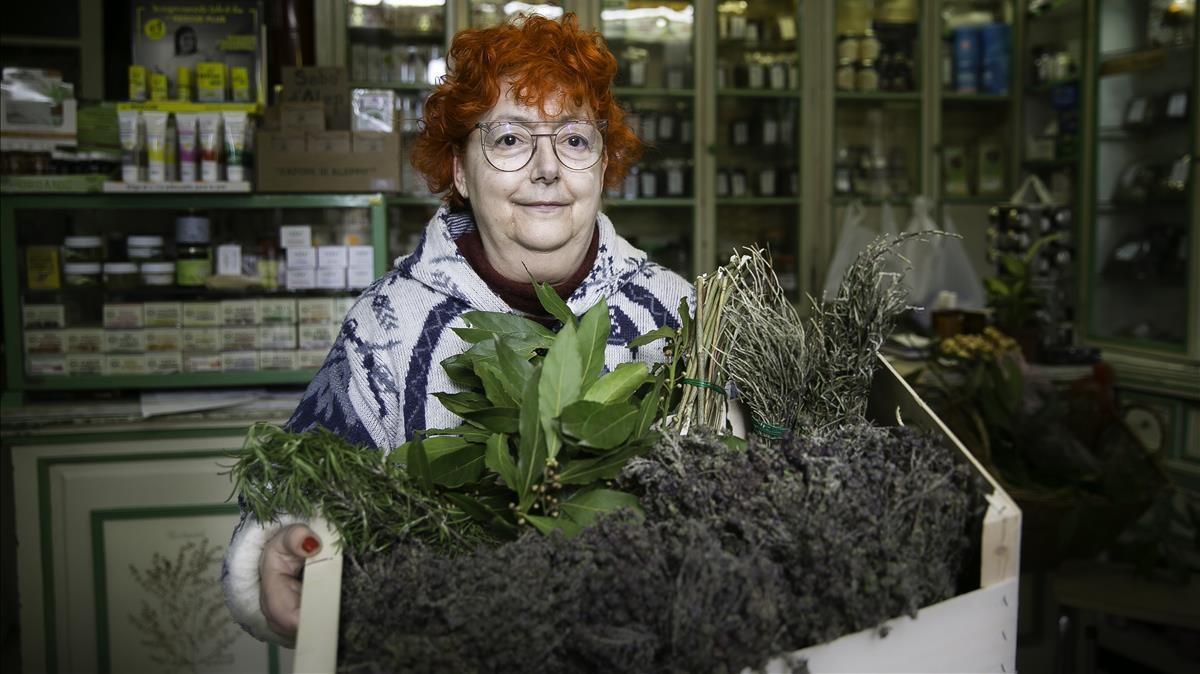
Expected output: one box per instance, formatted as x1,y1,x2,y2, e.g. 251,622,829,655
474,119,608,172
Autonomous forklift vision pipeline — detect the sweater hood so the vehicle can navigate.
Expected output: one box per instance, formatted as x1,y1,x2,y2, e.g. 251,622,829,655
393,204,650,316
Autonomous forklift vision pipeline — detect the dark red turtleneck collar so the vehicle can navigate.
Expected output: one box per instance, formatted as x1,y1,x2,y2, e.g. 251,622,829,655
454,226,599,325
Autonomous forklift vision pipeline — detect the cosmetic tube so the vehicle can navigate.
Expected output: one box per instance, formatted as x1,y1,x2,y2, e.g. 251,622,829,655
221,111,248,182
118,110,144,183
198,113,222,182
143,111,169,183
176,113,199,182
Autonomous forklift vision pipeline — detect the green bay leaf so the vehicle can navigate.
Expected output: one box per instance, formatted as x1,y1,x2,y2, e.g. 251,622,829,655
583,361,649,404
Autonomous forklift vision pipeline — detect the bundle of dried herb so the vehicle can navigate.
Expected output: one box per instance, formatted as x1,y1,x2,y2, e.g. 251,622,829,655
716,248,806,437
797,235,912,433
335,425,986,673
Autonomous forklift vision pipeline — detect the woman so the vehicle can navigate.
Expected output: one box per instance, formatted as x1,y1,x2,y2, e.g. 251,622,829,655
222,14,693,645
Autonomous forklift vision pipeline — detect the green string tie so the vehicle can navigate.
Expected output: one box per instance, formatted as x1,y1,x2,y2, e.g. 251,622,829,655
752,419,789,439
681,378,727,397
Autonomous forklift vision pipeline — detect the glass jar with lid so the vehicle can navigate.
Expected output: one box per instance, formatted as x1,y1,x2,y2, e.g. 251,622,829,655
127,235,165,262
63,262,102,287
856,60,880,93
175,215,212,287
836,59,857,91
63,236,104,263
141,262,176,287
103,262,140,291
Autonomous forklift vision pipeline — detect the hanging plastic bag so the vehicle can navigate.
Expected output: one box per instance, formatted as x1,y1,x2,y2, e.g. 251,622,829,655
901,197,986,324
822,200,875,301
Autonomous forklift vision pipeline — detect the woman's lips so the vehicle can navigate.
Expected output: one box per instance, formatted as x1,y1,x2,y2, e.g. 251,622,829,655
519,202,568,212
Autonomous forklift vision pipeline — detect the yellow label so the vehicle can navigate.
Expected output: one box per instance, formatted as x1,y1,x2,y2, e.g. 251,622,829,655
149,74,169,101
231,67,251,102
196,62,227,102
143,18,166,41
128,65,147,101
26,247,61,290
176,67,193,101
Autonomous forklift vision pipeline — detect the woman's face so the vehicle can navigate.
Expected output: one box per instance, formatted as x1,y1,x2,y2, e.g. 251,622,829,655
453,82,606,261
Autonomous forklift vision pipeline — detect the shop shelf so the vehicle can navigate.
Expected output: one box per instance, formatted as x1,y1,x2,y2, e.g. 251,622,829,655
716,196,801,206
612,87,696,99
717,88,802,99
836,91,922,103
348,81,431,92
0,175,107,194
20,371,320,391
941,92,1012,104
604,198,695,207
1100,43,1194,78
1026,78,1080,94
1027,0,1082,21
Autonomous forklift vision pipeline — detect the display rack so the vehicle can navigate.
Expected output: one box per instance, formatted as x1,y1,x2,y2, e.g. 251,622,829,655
1081,0,1197,363
1,193,389,404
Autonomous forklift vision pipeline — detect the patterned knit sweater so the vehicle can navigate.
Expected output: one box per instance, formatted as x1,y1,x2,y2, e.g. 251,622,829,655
222,205,695,645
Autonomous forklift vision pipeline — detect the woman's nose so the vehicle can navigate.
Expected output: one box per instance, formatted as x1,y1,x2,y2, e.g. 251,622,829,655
529,137,560,182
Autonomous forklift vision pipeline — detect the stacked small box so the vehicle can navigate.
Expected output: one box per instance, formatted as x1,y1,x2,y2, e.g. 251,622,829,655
318,245,348,290
347,245,375,289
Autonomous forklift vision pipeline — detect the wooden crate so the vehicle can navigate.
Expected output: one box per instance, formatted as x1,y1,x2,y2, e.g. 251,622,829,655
292,357,1022,673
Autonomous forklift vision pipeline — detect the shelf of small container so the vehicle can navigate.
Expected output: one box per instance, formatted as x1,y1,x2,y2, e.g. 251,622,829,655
603,197,695,208
942,195,1007,205
1022,157,1079,169
831,195,916,206
612,87,696,99
115,101,261,114
348,81,432,92
1025,78,1079,94
940,91,1011,104
1028,0,1082,21
715,196,801,206
19,370,319,391
102,181,253,193
1099,42,1194,78
835,91,922,103
716,88,802,99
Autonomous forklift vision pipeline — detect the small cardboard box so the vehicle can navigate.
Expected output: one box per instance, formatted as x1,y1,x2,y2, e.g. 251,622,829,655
281,102,327,131
255,130,401,193
307,131,351,154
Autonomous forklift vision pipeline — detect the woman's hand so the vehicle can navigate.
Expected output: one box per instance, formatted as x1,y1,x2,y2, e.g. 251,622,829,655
259,523,322,641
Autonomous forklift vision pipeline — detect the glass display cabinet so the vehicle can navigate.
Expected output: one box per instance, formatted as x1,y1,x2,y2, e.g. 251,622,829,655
833,0,924,205
1086,0,1196,357
1020,0,1085,208
1,194,388,402
601,1,698,278
470,1,565,27
714,0,802,298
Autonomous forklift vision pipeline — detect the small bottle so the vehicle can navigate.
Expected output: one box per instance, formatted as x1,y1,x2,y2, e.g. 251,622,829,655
175,215,212,287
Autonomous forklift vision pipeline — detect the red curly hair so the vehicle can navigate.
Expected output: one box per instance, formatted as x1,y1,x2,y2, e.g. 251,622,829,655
412,13,642,207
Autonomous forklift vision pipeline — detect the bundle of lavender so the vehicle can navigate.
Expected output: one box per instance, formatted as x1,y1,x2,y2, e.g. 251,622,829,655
232,234,988,674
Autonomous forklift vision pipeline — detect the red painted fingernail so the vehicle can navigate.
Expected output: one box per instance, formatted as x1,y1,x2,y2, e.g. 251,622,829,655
301,536,319,554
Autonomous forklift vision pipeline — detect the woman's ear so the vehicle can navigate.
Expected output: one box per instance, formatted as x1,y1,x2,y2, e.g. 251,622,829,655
452,151,469,200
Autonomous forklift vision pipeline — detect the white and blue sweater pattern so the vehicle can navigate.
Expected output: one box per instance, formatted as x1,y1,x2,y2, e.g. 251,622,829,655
222,205,694,645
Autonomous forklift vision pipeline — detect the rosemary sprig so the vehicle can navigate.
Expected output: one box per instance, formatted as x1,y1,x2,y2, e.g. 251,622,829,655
229,423,497,556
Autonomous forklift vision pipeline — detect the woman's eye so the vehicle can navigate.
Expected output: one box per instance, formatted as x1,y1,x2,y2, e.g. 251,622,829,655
564,134,588,148
498,134,521,146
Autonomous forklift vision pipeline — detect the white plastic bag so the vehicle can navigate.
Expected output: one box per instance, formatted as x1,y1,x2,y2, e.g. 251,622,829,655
901,197,986,324
822,200,874,301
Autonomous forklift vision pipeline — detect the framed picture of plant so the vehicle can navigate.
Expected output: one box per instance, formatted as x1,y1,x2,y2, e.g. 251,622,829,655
91,505,283,674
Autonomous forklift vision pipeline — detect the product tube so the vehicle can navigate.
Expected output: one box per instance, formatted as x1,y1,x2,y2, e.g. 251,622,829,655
118,109,144,183
143,111,169,183
164,114,178,182
221,111,248,182
198,113,222,182
176,113,199,183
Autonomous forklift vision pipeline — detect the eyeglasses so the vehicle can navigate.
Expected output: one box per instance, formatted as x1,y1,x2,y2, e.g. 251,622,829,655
474,120,607,172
